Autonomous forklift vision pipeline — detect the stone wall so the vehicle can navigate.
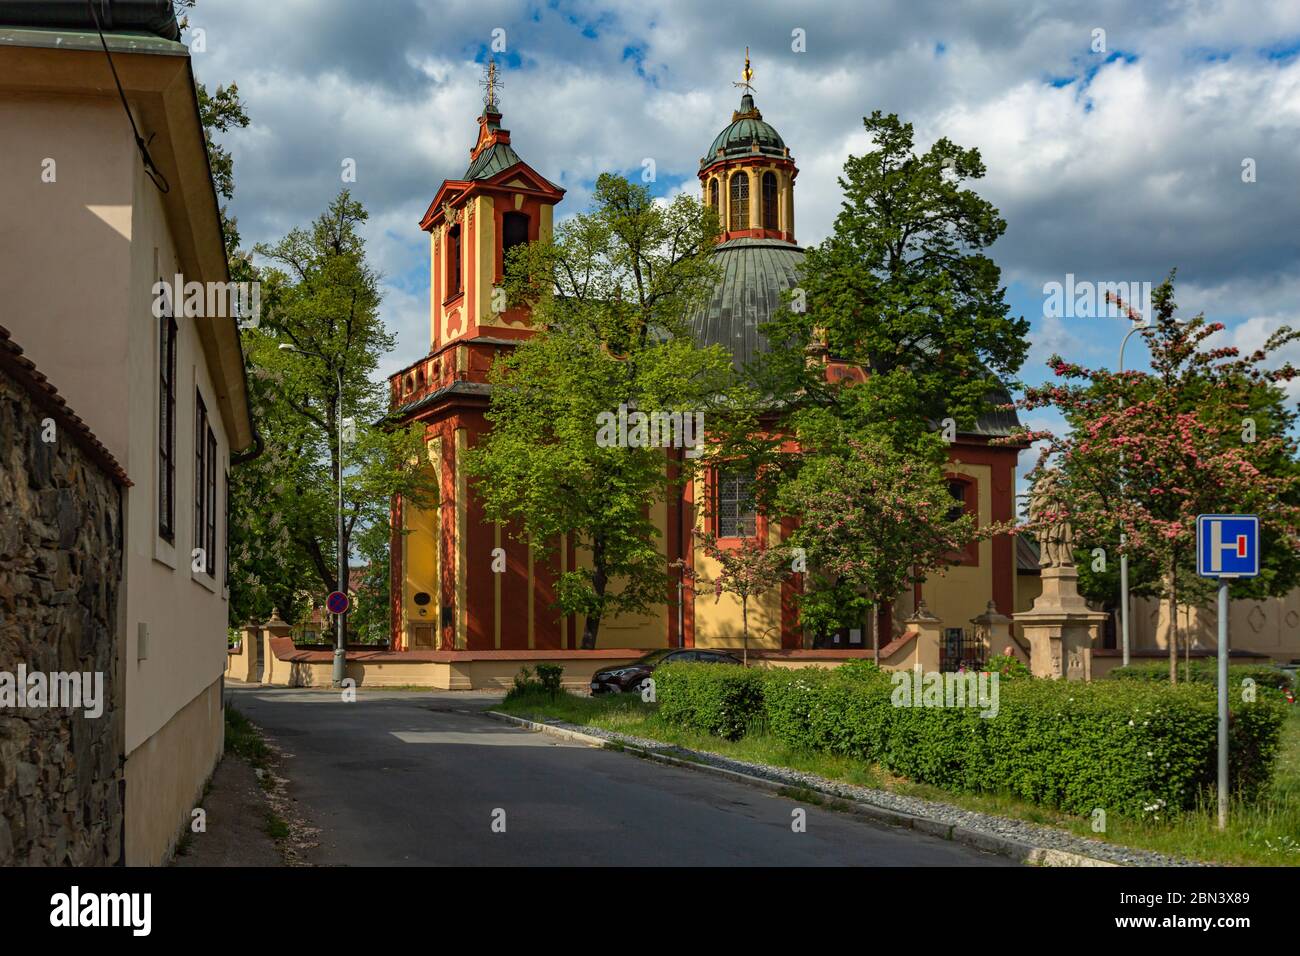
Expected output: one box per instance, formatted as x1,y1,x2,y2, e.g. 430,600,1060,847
0,327,126,865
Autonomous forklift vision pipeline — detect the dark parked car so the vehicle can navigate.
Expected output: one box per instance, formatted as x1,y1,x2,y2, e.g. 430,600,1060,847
590,648,742,695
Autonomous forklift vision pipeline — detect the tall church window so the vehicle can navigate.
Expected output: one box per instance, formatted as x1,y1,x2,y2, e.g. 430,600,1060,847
716,468,757,538
709,178,719,209
448,224,462,297
501,212,529,279
762,171,778,230
729,172,749,231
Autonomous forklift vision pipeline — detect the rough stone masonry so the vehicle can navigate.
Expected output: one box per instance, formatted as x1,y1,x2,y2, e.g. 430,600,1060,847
0,330,125,865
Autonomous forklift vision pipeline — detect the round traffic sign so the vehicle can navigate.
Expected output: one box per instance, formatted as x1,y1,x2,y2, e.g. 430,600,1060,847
326,590,350,615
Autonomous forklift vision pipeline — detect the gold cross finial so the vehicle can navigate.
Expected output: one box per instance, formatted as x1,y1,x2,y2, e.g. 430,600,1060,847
481,57,502,112
734,47,755,94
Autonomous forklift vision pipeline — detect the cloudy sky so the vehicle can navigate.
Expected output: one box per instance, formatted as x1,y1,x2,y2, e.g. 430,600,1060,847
188,0,1300,488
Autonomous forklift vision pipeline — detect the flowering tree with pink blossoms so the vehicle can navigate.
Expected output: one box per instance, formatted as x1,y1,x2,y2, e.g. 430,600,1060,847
1008,275,1300,683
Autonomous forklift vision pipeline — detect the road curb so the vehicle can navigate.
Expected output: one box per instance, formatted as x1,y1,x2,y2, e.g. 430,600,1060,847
486,710,1119,868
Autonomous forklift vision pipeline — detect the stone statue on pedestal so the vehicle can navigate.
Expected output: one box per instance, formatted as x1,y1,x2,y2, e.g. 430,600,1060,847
1029,468,1074,569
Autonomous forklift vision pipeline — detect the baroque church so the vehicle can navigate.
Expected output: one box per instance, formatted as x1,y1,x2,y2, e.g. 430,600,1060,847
385,60,1028,661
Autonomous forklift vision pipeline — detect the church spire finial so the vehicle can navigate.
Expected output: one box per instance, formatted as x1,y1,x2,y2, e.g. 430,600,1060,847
480,56,503,113
733,46,755,96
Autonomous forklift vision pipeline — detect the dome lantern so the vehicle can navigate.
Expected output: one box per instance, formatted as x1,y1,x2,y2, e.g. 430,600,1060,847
698,52,798,245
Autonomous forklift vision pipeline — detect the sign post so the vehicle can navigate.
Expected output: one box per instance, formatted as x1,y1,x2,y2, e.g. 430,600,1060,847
1196,514,1260,831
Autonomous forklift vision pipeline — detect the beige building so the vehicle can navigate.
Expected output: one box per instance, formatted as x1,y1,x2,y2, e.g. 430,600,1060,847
0,8,254,863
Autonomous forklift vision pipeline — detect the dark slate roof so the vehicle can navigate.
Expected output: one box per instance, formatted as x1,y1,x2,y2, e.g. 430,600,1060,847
701,94,788,171
1017,535,1042,573
390,380,492,421
687,238,1021,438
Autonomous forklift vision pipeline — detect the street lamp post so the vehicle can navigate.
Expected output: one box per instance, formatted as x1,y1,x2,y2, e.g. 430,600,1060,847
280,343,348,686
1116,323,1144,669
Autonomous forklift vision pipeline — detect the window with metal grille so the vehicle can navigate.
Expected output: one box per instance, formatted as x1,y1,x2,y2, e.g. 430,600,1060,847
501,212,529,278
729,172,749,231
717,469,757,538
158,293,176,542
762,171,778,229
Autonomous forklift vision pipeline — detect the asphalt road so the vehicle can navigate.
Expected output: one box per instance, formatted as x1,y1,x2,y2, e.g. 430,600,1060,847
228,685,1011,867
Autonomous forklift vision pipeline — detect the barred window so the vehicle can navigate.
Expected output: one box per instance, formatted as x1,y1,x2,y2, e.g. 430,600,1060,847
158,294,177,542
762,171,778,229
729,172,749,231
717,470,757,538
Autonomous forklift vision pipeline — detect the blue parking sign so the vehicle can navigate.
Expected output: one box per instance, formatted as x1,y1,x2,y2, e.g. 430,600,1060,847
1196,515,1260,579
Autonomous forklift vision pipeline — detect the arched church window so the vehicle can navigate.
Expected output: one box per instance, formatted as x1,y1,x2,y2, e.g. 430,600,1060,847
709,178,719,209
448,224,462,297
762,171,778,230
501,212,529,278
729,172,749,231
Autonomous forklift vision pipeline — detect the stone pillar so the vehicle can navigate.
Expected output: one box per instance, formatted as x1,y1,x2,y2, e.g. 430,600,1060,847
971,601,1027,665
904,600,943,672
238,618,262,683
1013,566,1107,680
262,608,291,686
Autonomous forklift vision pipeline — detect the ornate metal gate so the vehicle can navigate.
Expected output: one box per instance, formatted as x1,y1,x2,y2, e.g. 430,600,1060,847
940,627,985,672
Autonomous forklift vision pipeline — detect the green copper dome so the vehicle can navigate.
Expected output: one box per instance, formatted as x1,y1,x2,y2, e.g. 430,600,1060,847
701,94,788,170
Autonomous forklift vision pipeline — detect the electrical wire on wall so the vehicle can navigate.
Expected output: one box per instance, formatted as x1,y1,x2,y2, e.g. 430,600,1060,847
84,0,170,193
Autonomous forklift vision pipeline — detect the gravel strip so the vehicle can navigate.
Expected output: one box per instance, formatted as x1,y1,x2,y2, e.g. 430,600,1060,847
522,715,1201,867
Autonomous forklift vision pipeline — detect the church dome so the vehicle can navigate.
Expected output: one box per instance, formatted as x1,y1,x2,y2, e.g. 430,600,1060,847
689,237,804,373
701,94,789,171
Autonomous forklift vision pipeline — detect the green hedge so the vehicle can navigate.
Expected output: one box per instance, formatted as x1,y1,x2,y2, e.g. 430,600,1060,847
1110,660,1291,691
653,663,765,740
754,665,1286,818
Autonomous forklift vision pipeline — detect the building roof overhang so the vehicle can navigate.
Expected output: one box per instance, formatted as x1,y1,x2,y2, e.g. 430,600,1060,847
0,26,255,451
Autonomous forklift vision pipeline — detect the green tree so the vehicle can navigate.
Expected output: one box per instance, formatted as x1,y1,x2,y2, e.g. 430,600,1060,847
467,174,737,649
757,111,1029,451
232,191,436,629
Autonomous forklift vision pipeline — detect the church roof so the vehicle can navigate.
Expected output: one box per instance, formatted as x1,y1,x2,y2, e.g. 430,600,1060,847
465,140,524,180
690,237,804,374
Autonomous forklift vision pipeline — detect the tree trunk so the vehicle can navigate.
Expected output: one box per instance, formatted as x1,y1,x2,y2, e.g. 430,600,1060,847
742,598,749,668
582,541,607,650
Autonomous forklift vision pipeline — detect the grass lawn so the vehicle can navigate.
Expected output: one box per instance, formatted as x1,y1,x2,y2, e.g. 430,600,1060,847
498,688,1300,866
